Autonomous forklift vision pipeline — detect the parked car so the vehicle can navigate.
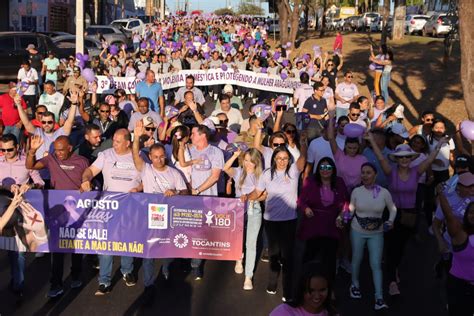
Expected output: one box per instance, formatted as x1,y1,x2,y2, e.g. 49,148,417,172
353,15,365,31
405,14,429,35
360,12,380,30
39,31,72,38
110,18,146,38
0,32,63,80
268,19,281,33
53,35,102,58
343,16,359,31
327,18,341,30
86,25,129,46
422,13,452,37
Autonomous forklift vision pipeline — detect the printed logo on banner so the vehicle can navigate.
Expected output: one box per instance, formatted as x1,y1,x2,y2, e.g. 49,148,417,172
148,204,168,229
173,233,189,248
204,210,232,228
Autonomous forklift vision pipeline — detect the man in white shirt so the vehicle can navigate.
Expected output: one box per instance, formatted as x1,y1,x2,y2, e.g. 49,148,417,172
174,75,205,105
211,94,243,133
335,71,359,119
38,81,65,122
293,72,314,113
17,60,38,113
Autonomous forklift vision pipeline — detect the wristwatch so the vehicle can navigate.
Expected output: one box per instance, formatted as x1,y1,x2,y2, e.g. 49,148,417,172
194,188,201,195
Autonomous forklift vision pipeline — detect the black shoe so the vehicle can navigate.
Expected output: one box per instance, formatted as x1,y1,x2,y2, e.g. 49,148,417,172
261,248,269,262
142,285,155,306
192,267,203,281
266,283,277,295
94,284,111,296
123,273,137,287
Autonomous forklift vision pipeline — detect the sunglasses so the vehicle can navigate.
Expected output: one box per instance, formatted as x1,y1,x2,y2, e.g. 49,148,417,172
145,127,157,132
1,148,15,152
327,63,334,66
41,120,54,125
272,142,286,147
396,156,412,160
350,113,361,117
99,110,110,113
219,120,229,124
36,111,46,115
346,75,353,78
319,164,333,171
285,129,296,134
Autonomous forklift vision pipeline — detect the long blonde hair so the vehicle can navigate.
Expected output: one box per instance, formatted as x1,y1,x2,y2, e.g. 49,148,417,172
238,148,263,191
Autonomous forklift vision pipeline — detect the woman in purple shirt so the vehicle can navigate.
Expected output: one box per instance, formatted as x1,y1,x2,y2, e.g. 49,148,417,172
438,190,474,316
367,133,448,296
249,145,306,301
297,157,349,284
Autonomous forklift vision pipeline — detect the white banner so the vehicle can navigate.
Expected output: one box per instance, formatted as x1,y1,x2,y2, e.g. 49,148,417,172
95,69,302,95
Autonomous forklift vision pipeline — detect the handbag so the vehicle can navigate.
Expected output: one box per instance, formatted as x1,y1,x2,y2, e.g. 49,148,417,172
355,213,383,231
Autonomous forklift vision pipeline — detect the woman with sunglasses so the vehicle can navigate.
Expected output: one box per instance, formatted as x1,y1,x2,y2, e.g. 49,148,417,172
223,148,264,290
334,71,359,119
345,162,396,310
249,145,306,301
254,125,289,169
274,122,300,161
366,132,448,296
327,110,367,193
297,157,349,285
408,110,435,138
370,96,387,128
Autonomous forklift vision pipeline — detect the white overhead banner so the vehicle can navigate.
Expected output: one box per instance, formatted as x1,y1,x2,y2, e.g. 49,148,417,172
95,69,302,95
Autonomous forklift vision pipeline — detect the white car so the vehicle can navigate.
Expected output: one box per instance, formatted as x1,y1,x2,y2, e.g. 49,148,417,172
422,13,452,37
111,18,145,38
405,15,429,35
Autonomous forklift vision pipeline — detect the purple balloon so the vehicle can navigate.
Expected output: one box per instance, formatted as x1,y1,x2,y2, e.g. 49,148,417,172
194,36,200,42
211,35,218,41
369,63,376,71
109,44,119,55
273,52,280,60
140,42,147,49
286,41,292,47
79,61,86,69
204,52,210,59
200,38,207,44
149,39,156,46
257,39,264,46
82,54,89,61
344,123,366,138
282,59,289,67
75,52,83,60
244,42,250,49
280,72,288,80
221,64,228,71
460,120,474,141
307,68,315,77
82,68,95,83
250,39,256,46
261,67,267,74
209,42,216,49
137,71,146,80
260,50,267,57
186,41,193,48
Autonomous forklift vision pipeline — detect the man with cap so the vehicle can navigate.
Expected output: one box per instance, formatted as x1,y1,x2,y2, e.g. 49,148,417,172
432,172,474,276
42,51,60,86
128,97,163,137
215,84,243,111
0,82,27,141
17,60,39,113
62,66,88,94
26,44,44,93
135,70,165,116
211,94,244,133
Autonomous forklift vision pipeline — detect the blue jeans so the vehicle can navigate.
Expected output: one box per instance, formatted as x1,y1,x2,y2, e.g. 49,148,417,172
3,126,21,143
381,71,391,103
98,255,133,286
142,258,155,287
245,201,262,278
8,251,25,291
350,229,384,300
336,107,349,120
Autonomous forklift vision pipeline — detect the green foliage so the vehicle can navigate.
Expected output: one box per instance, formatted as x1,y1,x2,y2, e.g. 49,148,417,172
237,3,265,16
214,7,235,16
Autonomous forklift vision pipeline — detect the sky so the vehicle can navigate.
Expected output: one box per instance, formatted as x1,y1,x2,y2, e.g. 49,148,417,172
135,0,267,15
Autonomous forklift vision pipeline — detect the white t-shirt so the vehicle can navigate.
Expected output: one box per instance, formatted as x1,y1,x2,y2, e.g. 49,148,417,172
17,68,38,96
38,92,65,122
307,136,334,172
293,84,314,112
335,82,359,109
429,137,455,172
141,164,187,194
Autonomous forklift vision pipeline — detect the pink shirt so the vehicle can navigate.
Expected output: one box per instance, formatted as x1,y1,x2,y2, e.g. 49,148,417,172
334,148,367,192
270,304,331,316
0,155,44,187
92,149,141,192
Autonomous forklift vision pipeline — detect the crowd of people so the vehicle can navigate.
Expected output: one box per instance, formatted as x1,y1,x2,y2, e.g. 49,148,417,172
0,14,473,316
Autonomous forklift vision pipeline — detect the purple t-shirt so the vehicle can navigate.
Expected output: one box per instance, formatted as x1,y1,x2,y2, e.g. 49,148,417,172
141,164,187,194
34,127,67,179
270,304,330,316
262,146,273,169
40,153,89,190
92,149,141,192
232,167,258,197
450,235,474,284
388,167,420,209
334,149,367,192
189,144,224,196
257,164,300,221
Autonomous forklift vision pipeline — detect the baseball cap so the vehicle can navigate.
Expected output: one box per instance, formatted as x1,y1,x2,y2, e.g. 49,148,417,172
455,154,473,170
458,172,474,187
390,123,409,139
26,44,35,50
73,66,81,73
142,116,157,127
223,84,233,94
393,104,405,119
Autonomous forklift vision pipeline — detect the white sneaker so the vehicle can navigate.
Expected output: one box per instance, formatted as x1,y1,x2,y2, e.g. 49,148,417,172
374,299,389,310
35,253,45,258
234,260,244,274
243,277,253,290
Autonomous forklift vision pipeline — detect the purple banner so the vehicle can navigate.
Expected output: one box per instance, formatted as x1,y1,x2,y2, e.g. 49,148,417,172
0,190,245,261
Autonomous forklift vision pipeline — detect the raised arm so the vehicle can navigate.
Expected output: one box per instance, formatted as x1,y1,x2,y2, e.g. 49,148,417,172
438,188,467,246
223,150,240,178
16,95,35,134
25,136,46,170
336,54,344,71
365,131,392,175
417,137,449,175
272,109,284,132
62,90,79,135
327,110,339,156
132,120,146,172
253,119,265,153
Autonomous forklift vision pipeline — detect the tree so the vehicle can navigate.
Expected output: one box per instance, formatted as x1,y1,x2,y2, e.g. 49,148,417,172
380,0,391,44
237,3,265,16
214,7,235,16
459,0,474,120
392,0,406,40
278,0,304,46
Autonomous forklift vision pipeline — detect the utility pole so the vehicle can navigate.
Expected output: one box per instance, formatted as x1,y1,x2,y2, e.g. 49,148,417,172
76,0,84,54
160,0,165,19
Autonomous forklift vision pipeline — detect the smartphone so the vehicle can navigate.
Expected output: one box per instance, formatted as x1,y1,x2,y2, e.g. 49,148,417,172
276,105,287,112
